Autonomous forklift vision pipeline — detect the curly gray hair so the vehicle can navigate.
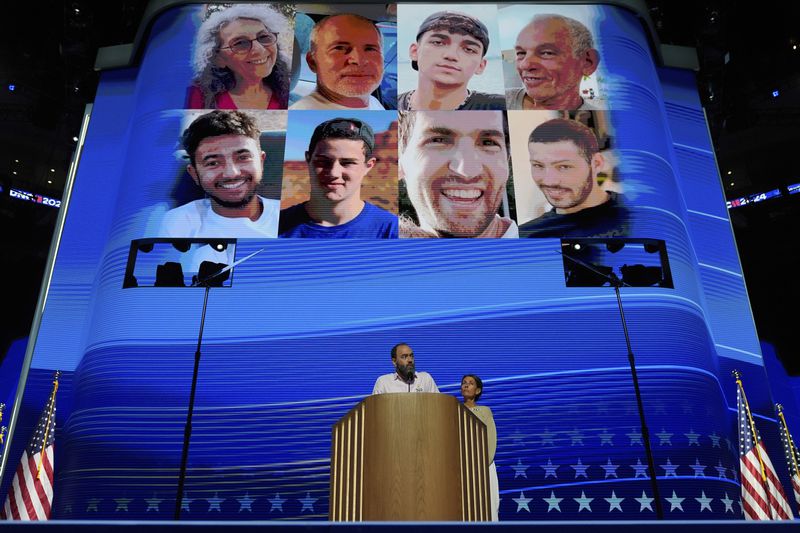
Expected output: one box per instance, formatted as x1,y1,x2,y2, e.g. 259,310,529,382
192,4,292,108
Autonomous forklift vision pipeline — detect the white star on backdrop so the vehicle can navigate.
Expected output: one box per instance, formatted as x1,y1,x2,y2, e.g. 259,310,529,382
666,491,685,512
656,428,673,446
299,492,317,512
539,428,556,446
690,458,708,477
684,428,701,446
237,492,253,512
598,429,614,446
696,491,714,512
626,428,643,446
145,494,162,513
513,492,532,513
605,491,624,512
543,491,563,512
660,458,679,477
634,491,654,512
114,498,132,512
268,493,286,512
512,458,529,479
541,458,559,479
207,493,223,512
570,458,589,479
601,458,619,479
720,492,735,514
574,491,593,512
632,458,649,478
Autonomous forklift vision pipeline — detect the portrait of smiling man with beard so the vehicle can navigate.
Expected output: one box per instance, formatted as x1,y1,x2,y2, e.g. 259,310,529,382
160,110,280,238
398,110,518,238
518,117,630,238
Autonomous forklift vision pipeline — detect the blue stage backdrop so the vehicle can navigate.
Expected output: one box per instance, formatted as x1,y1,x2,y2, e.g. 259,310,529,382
2,2,795,522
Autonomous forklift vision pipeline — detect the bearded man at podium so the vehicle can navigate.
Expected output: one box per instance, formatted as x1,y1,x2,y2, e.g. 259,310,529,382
372,342,439,394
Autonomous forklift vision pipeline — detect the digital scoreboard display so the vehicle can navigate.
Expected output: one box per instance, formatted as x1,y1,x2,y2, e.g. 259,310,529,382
727,188,782,209
8,188,62,208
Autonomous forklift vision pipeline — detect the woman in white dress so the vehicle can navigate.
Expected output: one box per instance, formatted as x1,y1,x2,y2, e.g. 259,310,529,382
460,374,499,521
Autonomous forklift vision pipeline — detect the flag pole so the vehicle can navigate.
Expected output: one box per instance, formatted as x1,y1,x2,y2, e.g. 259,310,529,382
36,371,60,480
734,370,774,516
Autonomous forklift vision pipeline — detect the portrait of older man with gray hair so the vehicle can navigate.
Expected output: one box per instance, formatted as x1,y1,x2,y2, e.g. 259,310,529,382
290,13,387,110
506,14,603,111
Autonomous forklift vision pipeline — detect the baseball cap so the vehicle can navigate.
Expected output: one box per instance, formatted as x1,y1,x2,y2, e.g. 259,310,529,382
308,118,375,153
412,11,490,71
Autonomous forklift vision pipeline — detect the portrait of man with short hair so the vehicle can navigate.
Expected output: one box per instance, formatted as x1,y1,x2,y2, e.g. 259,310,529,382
509,110,629,238
398,110,518,238
279,111,398,238
397,6,505,111
159,109,285,238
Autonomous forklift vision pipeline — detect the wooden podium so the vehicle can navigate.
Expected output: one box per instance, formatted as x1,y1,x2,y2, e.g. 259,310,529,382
329,393,490,521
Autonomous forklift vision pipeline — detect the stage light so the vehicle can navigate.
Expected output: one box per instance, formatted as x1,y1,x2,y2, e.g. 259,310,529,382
772,90,780,97
606,241,625,253
620,264,664,287
727,170,732,175
72,136,79,142
8,84,15,92
565,262,614,287
155,262,185,287
172,240,191,253
643,243,661,254
50,168,55,173
211,241,228,252
195,261,230,288
47,180,52,184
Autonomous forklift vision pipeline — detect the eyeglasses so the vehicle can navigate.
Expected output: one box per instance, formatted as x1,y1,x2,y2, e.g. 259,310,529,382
220,32,279,54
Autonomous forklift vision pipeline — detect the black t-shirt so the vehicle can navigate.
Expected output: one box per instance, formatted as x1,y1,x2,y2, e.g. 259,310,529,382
397,90,506,111
519,192,631,238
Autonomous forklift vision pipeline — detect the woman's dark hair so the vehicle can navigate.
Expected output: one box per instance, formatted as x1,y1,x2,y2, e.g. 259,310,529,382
461,374,483,401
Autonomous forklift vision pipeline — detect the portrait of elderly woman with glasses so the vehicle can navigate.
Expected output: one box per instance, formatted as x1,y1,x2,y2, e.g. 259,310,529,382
188,4,292,109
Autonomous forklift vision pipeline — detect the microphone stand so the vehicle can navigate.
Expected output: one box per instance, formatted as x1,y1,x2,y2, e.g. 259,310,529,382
173,247,264,520
561,250,664,519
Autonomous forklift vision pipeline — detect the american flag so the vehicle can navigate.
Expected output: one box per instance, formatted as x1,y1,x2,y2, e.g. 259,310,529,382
776,404,800,510
735,374,793,520
1,374,59,521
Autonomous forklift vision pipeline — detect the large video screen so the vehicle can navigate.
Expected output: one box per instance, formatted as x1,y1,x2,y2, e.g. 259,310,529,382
1,2,784,522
